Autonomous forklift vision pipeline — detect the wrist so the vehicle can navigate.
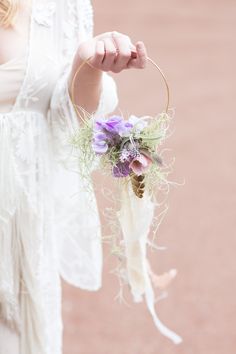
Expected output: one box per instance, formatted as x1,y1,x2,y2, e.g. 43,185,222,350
69,54,103,96
68,50,104,115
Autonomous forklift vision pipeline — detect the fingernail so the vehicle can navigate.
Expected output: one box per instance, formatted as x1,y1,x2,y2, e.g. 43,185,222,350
136,41,144,48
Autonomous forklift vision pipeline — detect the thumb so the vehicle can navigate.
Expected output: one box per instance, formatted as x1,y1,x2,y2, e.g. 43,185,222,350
77,38,96,61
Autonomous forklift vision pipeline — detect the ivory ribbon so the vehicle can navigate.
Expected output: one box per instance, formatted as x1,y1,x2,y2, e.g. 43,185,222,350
117,181,182,344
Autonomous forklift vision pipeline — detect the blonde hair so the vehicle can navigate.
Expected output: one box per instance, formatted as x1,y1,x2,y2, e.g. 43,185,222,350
0,0,20,28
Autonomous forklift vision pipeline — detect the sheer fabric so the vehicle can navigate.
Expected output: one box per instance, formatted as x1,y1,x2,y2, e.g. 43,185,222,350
0,1,118,353
0,320,19,354
0,55,27,113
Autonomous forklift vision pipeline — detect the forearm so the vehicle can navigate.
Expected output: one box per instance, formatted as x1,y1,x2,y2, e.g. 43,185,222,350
68,52,103,118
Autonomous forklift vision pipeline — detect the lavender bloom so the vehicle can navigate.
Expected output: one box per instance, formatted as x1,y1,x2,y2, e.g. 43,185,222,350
119,148,132,163
95,115,133,137
119,146,139,163
112,161,131,177
92,132,108,154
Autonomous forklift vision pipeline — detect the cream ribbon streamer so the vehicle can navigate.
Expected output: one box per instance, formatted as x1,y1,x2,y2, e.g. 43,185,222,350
117,181,182,344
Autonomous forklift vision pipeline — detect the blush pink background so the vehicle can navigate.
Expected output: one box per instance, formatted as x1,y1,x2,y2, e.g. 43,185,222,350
62,1,236,353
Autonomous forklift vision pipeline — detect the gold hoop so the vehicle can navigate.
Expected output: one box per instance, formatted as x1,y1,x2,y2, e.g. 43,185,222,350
71,55,170,124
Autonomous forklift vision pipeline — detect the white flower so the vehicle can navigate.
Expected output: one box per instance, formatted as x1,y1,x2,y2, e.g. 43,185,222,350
119,148,130,162
128,115,148,133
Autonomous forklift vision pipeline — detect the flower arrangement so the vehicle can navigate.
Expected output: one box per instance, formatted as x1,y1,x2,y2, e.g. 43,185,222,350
70,110,171,199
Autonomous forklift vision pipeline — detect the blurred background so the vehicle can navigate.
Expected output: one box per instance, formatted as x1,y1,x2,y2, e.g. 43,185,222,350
62,0,236,353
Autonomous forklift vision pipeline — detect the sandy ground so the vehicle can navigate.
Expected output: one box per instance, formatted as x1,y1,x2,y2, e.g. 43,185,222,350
62,1,236,353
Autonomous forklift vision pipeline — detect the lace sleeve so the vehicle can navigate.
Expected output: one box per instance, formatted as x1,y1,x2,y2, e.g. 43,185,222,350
47,0,118,291
49,0,118,161
75,0,119,117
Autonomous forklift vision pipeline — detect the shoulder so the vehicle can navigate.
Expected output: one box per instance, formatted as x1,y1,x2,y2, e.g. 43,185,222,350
55,0,94,64
60,0,93,15
60,0,94,30
74,0,94,39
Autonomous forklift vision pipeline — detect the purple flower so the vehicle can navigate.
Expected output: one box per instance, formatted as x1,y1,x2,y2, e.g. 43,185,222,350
112,161,131,177
95,115,133,137
92,132,108,154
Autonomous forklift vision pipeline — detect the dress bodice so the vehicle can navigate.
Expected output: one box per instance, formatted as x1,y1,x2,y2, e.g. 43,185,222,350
0,55,27,113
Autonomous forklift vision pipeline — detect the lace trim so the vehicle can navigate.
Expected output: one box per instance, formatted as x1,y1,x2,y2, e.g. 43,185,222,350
32,2,56,27
12,0,35,112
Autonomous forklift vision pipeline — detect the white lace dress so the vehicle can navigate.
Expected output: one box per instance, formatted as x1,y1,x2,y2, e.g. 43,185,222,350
0,1,118,353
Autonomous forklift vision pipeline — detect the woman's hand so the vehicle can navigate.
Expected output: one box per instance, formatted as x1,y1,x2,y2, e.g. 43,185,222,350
68,31,148,118
77,31,148,72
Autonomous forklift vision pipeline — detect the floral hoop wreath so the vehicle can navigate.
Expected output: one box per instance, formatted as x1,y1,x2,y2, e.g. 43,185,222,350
69,53,182,345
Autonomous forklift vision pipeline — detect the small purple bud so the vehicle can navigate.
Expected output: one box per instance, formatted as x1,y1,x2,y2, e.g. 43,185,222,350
112,161,131,177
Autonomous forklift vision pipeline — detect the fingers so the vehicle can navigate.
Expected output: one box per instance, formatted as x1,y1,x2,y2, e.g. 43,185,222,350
102,38,117,71
111,32,132,73
128,41,148,69
89,40,105,67
80,32,148,73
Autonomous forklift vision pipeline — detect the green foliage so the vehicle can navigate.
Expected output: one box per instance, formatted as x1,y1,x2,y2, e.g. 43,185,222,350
69,112,171,191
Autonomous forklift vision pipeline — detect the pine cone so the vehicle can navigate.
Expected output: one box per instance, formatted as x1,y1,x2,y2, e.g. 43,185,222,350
130,173,145,198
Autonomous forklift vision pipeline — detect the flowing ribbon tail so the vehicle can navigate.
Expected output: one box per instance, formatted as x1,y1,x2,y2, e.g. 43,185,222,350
117,180,182,345
144,270,182,344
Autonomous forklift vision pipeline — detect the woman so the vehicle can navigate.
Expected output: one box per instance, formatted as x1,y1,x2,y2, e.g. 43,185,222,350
0,0,148,353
